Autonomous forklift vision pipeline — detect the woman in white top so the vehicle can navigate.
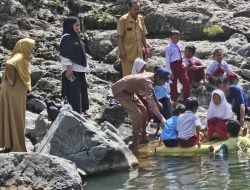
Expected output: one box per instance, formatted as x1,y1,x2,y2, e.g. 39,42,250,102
60,16,89,114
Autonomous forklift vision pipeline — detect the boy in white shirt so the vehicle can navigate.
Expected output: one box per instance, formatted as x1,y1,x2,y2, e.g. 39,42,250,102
177,97,203,147
165,30,190,103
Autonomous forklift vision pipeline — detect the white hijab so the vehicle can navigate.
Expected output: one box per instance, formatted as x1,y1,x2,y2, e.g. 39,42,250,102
207,89,233,120
132,58,146,75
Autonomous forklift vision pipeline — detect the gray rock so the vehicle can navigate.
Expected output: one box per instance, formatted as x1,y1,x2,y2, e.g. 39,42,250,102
0,153,82,189
26,110,51,145
224,33,248,51
91,63,120,82
27,98,47,114
87,30,117,60
237,44,250,57
100,105,128,126
36,109,138,175
1,24,29,50
25,111,39,137
103,47,118,64
239,69,250,81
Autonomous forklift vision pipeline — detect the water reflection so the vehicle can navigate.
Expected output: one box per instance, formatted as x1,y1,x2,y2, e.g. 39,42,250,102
84,142,250,190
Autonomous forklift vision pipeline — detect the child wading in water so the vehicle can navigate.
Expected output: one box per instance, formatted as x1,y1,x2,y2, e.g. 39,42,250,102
177,97,204,147
207,89,233,141
160,104,185,147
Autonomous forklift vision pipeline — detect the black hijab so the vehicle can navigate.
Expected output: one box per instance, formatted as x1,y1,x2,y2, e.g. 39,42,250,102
63,16,78,35
60,16,87,67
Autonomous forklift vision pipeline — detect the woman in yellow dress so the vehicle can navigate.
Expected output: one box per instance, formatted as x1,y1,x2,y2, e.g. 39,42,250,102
0,38,35,152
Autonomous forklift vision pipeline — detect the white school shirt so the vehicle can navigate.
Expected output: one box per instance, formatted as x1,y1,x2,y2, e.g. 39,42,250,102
165,42,182,73
182,56,201,67
61,56,90,73
206,60,231,75
177,110,201,140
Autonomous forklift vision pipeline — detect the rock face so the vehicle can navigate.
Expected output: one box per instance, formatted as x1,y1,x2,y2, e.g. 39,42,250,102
36,108,138,175
0,153,83,190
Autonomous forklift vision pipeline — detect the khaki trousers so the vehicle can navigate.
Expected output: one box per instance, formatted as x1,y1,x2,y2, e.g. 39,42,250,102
121,60,134,76
114,91,148,145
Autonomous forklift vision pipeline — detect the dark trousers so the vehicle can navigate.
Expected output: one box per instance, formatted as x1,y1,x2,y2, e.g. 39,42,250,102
154,97,172,123
233,105,248,122
62,71,89,114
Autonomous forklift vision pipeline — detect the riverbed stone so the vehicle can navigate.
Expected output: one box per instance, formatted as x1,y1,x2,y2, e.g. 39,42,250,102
36,109,138,175
0,153,82,189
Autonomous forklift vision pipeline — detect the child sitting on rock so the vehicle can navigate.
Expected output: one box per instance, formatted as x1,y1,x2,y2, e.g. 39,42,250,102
160,104,185,147
207,89,233,141
183,45,207,88
177,97,204,147
209,120,250,154
206,48,239,85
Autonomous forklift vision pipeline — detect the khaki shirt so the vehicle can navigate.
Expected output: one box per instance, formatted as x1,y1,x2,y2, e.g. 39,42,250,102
117,13,148,62
112,72,156,110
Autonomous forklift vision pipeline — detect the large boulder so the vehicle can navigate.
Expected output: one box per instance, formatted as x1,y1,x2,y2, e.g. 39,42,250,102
36,108,138,175
87,30,117,60
0,153,83,189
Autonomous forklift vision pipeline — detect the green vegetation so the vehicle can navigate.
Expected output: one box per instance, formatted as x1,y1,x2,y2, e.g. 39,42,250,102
202,24,224,39
89,3,117,28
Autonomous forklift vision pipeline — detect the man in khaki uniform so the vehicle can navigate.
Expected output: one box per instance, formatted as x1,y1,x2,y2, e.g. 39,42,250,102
112,68,170,149
117,0,148,76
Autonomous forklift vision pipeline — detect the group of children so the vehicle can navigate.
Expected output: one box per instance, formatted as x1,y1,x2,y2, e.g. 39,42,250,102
129,29,249,150
166,30,239,103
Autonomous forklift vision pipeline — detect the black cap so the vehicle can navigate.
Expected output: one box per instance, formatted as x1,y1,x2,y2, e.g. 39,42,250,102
155,67,170,81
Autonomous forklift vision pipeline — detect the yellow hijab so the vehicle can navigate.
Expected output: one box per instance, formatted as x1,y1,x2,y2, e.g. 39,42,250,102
6,38,35,91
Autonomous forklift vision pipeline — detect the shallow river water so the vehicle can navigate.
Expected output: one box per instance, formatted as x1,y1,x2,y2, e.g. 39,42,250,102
84,140,250,190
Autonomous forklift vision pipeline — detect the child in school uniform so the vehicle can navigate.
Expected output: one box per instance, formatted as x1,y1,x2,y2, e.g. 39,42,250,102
207,89,233,141
206,49,239,85
153,66,172,135
183,45,207,88
177,97,203,147
160,104,185,147
209,120,250,154
132,58,146,75
165,30,190,102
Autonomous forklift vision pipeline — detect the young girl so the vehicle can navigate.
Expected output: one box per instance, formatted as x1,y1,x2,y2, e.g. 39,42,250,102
206,49,239,85
207,89,233,141
132,58,146,75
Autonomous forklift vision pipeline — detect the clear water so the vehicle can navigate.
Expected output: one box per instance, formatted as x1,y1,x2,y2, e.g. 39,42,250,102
83,141,250,190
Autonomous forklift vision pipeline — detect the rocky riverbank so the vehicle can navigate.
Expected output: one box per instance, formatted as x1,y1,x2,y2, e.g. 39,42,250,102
0,0,250,189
